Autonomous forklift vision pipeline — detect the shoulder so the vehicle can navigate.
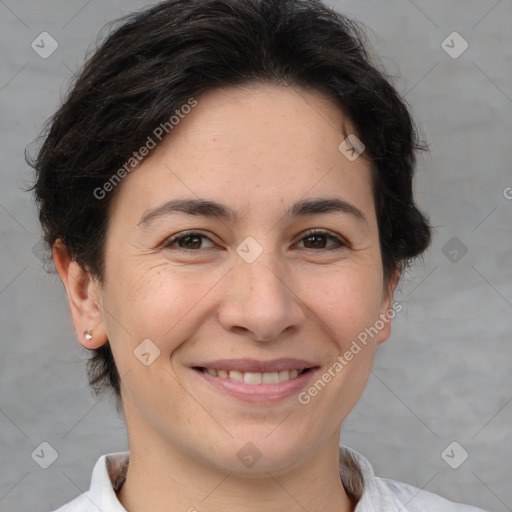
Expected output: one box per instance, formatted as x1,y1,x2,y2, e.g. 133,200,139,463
51,493,95,512
339,445,488,512
50,452,129,512
370,476,488,512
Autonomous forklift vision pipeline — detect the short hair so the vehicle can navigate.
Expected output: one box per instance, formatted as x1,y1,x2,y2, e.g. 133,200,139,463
28,0,431,402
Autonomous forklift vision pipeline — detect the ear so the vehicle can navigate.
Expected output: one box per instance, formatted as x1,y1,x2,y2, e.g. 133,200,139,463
53,239,108,349
375,265,401,346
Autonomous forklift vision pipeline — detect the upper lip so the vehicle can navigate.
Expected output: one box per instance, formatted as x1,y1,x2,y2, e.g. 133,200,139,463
193,358,318,373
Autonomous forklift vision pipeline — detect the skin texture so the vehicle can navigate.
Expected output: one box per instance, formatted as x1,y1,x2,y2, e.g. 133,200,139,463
54,84,398,512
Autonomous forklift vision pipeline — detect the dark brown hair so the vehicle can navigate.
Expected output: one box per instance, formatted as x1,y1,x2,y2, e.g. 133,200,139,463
28,0,431,402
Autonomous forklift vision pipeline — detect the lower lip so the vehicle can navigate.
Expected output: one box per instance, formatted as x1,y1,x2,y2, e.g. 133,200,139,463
193,368,318,403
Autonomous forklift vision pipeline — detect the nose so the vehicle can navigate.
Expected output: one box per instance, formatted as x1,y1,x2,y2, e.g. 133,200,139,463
217,254,307,342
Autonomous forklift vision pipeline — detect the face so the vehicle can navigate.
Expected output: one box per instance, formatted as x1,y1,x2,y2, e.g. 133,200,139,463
64,84,397,475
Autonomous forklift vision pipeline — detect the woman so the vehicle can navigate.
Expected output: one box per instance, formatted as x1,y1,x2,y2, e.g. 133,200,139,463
30,0,487,510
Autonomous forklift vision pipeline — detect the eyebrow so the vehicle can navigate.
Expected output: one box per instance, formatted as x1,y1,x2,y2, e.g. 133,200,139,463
137,197,367,226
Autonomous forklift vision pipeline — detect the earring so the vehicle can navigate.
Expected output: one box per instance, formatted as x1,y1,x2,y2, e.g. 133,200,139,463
84,330,93,341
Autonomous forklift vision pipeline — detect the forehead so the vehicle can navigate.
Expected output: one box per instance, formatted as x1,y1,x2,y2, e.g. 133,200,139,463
169,83,352,160
110,84,375,224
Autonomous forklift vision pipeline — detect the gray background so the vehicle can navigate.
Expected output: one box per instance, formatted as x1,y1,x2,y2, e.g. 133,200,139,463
1,1,511,511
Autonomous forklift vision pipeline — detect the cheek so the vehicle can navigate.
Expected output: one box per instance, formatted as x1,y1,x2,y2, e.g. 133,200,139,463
300,264,384,348
102,261,222,361
297,269,382,419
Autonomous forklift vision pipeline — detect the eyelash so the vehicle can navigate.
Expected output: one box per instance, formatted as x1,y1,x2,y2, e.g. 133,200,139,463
161,229,348,252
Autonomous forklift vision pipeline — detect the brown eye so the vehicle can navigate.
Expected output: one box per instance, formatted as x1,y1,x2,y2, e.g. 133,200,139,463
177,234,203,249
163,231,215,250
296,230,347,250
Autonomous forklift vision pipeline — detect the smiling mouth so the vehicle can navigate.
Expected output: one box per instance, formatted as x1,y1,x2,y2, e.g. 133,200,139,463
193,367,312,384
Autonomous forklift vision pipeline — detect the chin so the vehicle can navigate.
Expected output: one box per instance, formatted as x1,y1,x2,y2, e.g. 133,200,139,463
200,431,308,476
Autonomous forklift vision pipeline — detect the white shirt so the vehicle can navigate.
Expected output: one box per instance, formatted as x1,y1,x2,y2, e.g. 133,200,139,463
53,445,488,511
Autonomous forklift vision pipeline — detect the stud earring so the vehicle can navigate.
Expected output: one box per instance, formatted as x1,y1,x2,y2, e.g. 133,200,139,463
84,330,93,341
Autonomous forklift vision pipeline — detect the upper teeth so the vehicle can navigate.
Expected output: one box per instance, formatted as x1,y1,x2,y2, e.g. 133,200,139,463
203,368,304,384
